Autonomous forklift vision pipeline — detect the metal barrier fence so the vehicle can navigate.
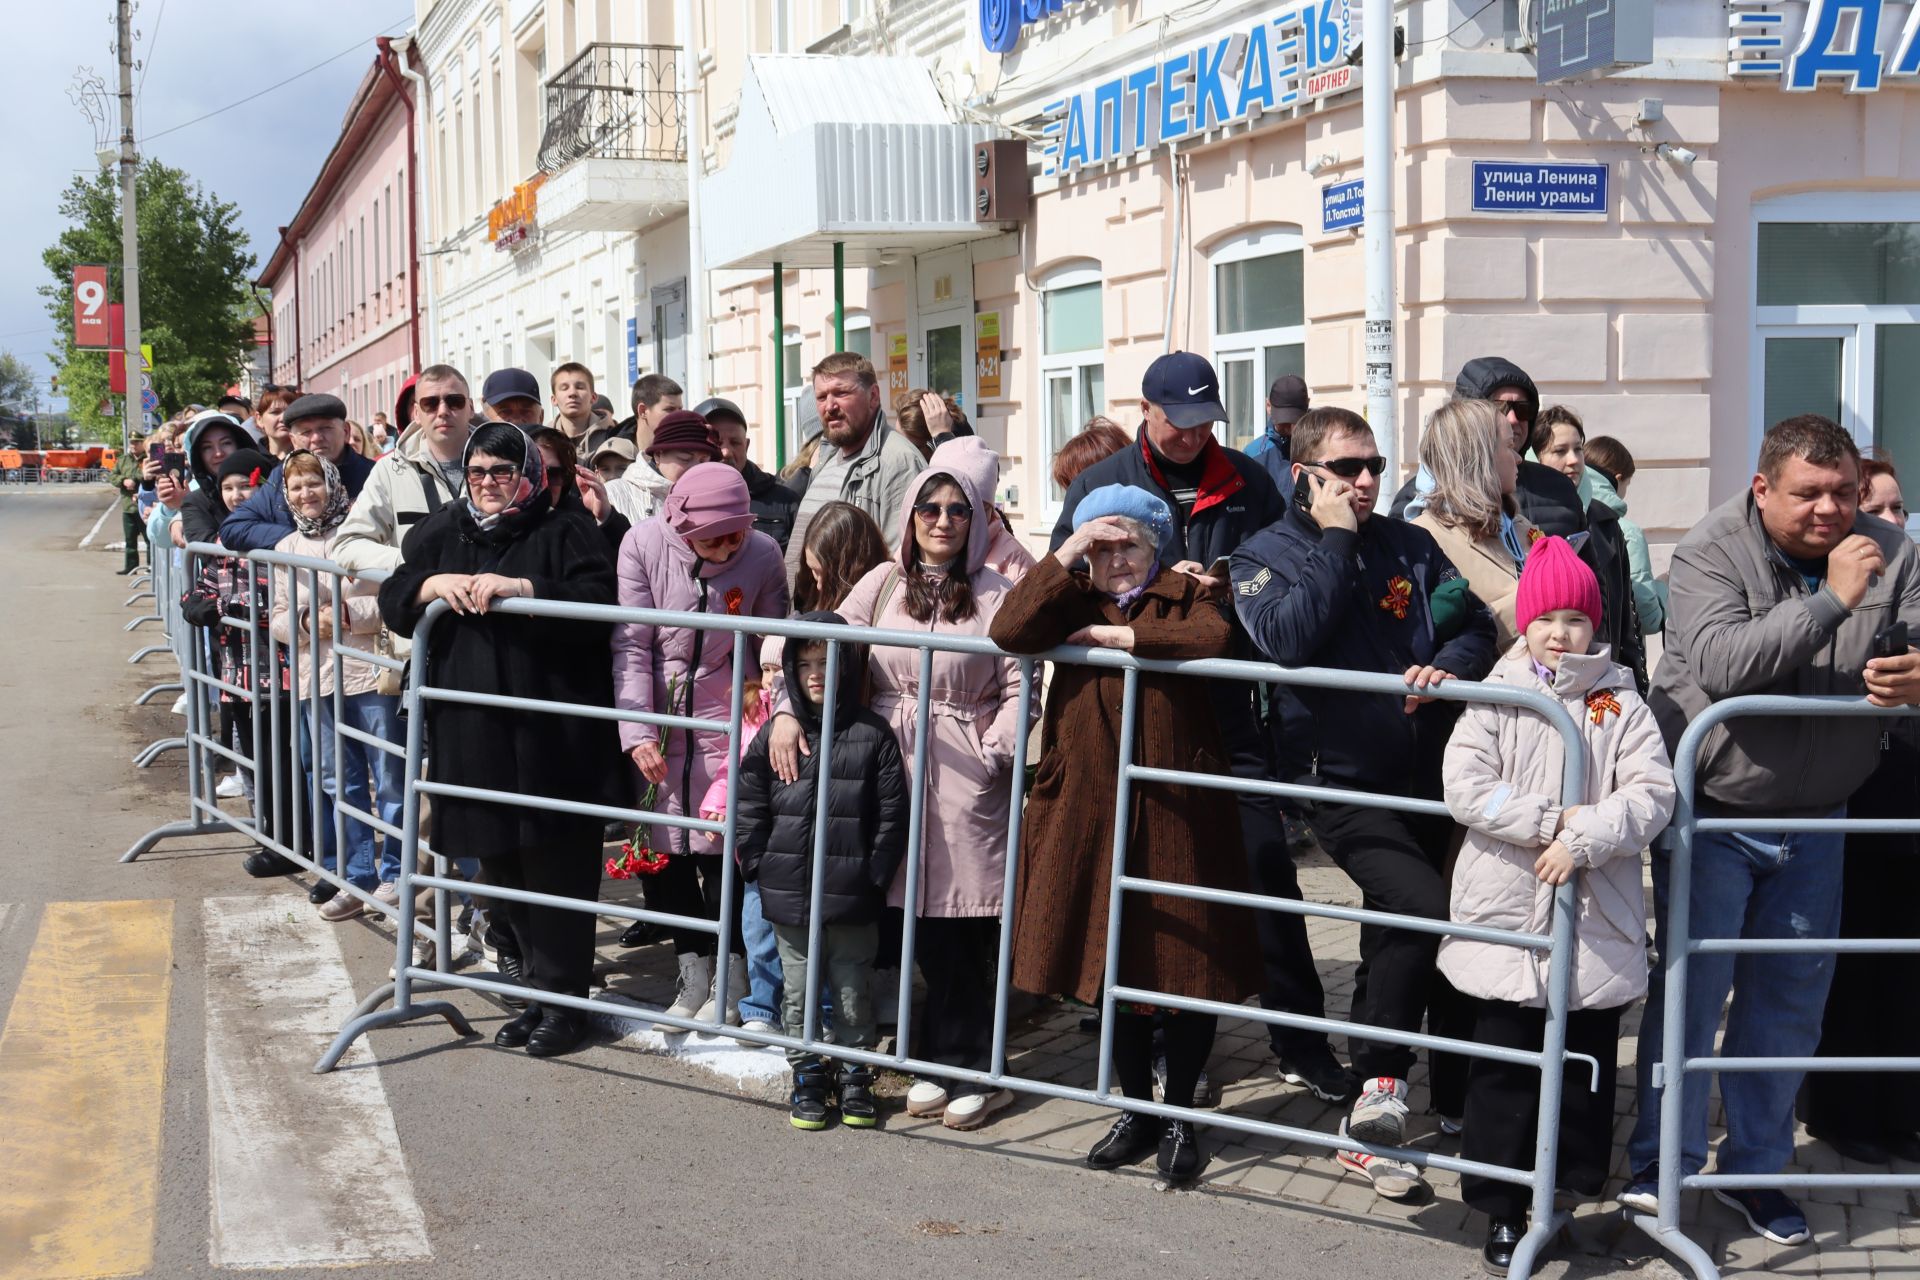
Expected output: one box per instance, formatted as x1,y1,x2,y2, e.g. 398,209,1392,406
132,543,1609,1279
1633,695,1920,1279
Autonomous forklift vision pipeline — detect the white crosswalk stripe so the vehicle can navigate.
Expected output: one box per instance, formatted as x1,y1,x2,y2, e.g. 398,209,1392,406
202,894,432,1269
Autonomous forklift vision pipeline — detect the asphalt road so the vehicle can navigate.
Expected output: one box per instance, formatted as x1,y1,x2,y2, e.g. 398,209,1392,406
0,487,1541,1280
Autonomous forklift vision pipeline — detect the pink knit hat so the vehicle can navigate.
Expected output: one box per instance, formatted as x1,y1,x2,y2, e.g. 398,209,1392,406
1515,535,1602,634
664,461,753,541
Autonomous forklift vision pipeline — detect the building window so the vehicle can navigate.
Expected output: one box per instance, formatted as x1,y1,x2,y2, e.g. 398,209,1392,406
1209,227,1305,453
1038,264,1105,507
841,313,873,363
1754,200,1920,526
782,327,806,456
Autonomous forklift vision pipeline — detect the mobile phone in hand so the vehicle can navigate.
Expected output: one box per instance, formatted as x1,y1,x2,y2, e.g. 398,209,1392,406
1875,620,1908,659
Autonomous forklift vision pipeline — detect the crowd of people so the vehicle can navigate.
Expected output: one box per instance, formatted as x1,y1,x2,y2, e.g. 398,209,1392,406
124,344,1920,1276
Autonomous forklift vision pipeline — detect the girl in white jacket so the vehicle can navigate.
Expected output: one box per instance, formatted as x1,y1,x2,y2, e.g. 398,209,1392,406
1439,536,1676,1274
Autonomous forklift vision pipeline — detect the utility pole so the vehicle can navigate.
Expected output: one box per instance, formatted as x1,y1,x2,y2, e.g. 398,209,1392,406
1361,0,1397,483
116,0,142,454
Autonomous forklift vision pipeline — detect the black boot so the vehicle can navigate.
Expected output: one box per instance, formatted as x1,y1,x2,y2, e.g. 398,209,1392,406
836,1065,879,1128
1156,1118,1205,1185
308,879,339,905
495,950,529,1009
243,848,297,877
493,1005,544,1048
1087,1112,1161,1169
1482,1217,1523,1277
790,1059,831,1130
525,1009,588,1057
618,919,662,948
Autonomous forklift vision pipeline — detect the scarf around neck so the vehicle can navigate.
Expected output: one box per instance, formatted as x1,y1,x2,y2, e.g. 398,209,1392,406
283,450,352,537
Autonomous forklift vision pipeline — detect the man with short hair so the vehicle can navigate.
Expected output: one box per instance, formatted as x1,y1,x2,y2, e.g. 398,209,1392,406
699,396,799,550
219,394,376,551
1622,414,1920,1244
1232,405,1498,1192
551,362,619,452
1245,374,1309,501
1052,354,1358,1106
217,393,252,424
616,373,684,451
482,368,545,428
785,352,925,572
333,364,476,575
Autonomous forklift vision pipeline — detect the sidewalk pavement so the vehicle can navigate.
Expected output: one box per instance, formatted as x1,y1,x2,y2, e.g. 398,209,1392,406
568,853,1919,1278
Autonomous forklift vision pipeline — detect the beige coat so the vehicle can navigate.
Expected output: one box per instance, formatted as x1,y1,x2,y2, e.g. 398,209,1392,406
1438,647,1676,1010
269,528,384,699
1412,509,1536,651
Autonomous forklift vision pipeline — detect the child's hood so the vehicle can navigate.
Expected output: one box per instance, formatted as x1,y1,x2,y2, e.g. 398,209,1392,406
782,610,870,735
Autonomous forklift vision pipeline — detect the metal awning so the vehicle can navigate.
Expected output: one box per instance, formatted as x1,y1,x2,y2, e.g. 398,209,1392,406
702,55,1006,272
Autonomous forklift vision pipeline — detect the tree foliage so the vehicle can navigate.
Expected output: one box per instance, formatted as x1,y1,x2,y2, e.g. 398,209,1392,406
0,351,34,416
39,162,256,436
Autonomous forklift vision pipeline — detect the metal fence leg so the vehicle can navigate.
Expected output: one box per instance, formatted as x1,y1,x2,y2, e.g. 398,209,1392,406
132,737,186,767
128,644,171,664
135,681,183,706
121,817,226,862
124,589,154,606
124,613,161,631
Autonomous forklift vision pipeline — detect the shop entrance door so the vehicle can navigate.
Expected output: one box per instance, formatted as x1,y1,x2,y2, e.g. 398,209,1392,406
913,247,974,410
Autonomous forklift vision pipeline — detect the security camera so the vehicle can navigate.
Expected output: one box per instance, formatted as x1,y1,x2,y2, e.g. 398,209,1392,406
1656,143,1697,168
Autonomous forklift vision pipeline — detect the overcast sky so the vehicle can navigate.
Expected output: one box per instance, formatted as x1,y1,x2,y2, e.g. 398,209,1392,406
0,1,416,413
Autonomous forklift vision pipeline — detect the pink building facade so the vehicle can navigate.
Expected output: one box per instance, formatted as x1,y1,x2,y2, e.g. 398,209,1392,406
259,53,420,427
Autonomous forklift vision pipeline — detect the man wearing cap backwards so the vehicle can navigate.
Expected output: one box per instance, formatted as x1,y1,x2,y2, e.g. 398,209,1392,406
332,363,478,577
1050,352,1361,1105
700,395,800,550
784,351,927,574
480,367,545,428
219,392,377,551
1231,405,1498,1192
1245,373,1310,502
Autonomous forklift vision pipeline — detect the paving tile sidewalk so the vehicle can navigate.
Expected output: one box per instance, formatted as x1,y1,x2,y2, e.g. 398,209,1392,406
583,854,1919,1278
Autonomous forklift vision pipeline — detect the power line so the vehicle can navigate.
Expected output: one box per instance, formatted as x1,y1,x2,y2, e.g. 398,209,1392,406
138,12,412,145
137,0,167,98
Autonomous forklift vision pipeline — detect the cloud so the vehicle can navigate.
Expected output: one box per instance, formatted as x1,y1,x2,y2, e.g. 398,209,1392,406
0,2,413,414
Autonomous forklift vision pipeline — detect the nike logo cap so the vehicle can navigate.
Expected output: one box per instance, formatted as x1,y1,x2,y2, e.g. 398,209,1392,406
1143,351,1229,429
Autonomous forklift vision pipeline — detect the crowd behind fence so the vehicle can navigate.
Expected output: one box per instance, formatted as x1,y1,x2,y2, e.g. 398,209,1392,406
118,537,1920,1280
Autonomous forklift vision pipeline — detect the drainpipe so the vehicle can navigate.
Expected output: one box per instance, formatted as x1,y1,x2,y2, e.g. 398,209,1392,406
675,0,706,400
291,235,306,386
381,36,432,372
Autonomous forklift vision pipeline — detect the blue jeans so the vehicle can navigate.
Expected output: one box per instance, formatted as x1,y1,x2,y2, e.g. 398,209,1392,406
1629,817,1845,1178
296,692,404,892
738,884,784,1026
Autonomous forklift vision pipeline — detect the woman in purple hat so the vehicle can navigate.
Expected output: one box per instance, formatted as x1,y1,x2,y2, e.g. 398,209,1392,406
613,460,791,1028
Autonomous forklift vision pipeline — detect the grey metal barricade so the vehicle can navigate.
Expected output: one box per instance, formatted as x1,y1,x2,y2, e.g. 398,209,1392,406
304,586,1599,1278
1633,694,1920,1280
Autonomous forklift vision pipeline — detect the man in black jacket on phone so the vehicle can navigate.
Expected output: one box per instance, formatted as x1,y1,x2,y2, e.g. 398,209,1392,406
1049,352,1352,1104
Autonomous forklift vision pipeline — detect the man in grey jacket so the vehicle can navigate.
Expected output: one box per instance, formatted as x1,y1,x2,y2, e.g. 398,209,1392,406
783,351,925,578
1625,415,1920,1246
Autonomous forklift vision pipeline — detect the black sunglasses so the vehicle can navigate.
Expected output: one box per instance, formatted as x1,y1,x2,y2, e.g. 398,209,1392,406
913,501,974,524
1490,398,1537,425
418,393,470,412
1306,455,1387,479
465,463,519,484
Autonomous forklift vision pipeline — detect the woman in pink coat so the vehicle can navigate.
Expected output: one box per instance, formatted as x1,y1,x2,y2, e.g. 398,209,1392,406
614,462,790,1026
767,458,1033,1131
928,435,1037,583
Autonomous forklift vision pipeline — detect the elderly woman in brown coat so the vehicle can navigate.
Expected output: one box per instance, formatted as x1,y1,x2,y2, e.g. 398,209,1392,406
990,483,1261,1187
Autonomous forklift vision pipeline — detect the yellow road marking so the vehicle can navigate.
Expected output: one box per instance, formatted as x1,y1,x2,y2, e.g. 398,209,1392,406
0,900,174,1280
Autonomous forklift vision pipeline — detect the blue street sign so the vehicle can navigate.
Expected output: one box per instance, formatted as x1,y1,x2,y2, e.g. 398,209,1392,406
626,318,639,385
1322,179,1364,233
140,387,160,414
1470,161,1610,215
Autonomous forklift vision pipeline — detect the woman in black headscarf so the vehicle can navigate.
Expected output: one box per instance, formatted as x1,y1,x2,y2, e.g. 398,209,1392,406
378,422,622,1058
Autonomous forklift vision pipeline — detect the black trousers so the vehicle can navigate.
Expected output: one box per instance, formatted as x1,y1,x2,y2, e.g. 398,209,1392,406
484,837,604,999
648,851,746,958
910,916,999,1089
1218,685,1326,1059
1461,998,1624,1220
1312,801,1452,1080
1115,1010,1217,1108
258,680,297,853
121,509,146,571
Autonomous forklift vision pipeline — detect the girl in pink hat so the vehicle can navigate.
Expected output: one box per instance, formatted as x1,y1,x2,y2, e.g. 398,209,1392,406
613,461,790,1027
1438,535,1676,1274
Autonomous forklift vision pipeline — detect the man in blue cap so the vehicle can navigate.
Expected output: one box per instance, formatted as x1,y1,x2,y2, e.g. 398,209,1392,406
482,367,544,427
1049,351,1352,1105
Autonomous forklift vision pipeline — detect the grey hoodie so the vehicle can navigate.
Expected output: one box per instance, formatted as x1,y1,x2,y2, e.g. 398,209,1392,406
1649,491,1920,814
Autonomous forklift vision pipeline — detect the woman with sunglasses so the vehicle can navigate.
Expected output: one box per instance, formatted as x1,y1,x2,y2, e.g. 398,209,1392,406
1409,398,1537,651
766,461,1035,1131
377,421,623,1058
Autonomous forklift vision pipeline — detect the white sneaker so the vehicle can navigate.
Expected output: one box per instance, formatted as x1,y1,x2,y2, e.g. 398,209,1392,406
906,1080,949,1117
943,1088,1015,1131
170,694,188,715
1334,1118,1425,1200
373,881,402,907
659,953,711,1029
216,772,245,798
732,1018,778,1045
1347,1076,1411,1147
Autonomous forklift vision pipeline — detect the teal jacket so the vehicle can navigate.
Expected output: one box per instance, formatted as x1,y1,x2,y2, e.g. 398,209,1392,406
1582,468,1665,634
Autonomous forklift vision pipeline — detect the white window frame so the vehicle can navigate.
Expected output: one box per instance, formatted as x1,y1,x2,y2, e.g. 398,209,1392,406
1749,192,1920,532
1037,263,1106,514
1208,226,1306,453
842,312,873,363
782,326,807,457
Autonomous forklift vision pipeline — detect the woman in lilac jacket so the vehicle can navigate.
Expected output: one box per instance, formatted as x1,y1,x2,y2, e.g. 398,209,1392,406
614,462,790,1026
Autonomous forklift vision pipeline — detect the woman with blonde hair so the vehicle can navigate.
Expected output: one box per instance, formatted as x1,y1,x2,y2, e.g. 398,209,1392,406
1411,398,1534,651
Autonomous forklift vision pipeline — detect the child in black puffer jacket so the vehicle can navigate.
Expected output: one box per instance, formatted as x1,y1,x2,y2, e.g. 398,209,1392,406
736,611,909,1130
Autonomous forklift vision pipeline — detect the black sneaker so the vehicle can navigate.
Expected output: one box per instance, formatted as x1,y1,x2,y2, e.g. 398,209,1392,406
601,819,629,845
308,880,339,905
1157,1118,1205,1185
243,848,297,877
1713,1188,1810,1246
1087,1112,1161,1169
618,919,662,948
790,1060,830,1130
836,1065,879,1128
1482,1217,1522,1277
1277,1042,1358,1103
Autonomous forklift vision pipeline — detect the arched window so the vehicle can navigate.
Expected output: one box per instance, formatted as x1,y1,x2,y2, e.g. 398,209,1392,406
1209,227,1305,451
1038,263,1105,505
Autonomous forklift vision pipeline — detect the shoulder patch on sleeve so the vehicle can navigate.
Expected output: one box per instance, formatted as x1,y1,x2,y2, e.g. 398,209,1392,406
1237,566,1272,596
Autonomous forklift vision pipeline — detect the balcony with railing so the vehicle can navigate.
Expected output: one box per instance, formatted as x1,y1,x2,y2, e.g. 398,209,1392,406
534,43,689,236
